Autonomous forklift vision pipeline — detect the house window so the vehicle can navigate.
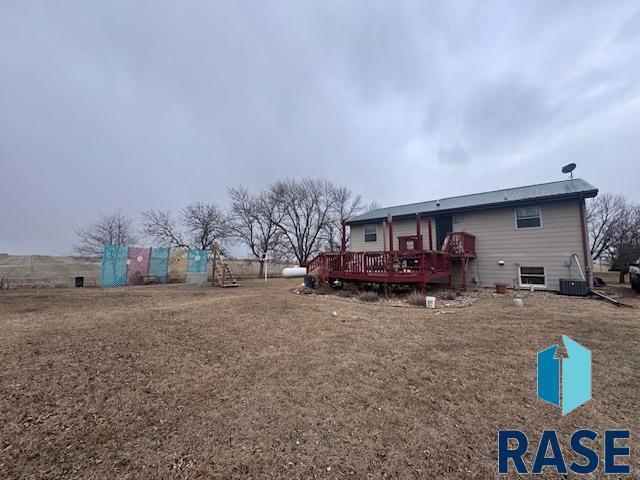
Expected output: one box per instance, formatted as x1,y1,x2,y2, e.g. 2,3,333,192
364,224,377,243
515,206,542,229
519,266,546,287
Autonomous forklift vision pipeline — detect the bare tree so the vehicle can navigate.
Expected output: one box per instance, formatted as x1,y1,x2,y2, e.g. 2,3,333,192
608,205,640,283
181,202,231,251
322,186,364,252
587,194,628,261
140,209,188,248
267,178,335,266
228,187,284,277
587,193,640,283
366,200,381,212
141,202,231,252
73,210,138,256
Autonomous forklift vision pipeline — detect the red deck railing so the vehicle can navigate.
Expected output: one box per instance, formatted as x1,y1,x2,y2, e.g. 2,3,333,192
442,232,475,256
305,231,475,286
306,250,450,281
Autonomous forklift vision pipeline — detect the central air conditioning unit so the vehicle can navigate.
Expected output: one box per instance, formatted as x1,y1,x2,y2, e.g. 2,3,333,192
559,279,588,296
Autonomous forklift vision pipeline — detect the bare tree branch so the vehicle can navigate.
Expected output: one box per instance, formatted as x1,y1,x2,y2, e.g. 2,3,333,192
366,200,381,212
73,210,138,256
228,186,285,277
587,193,640,283
322,186,364,252
142,203,231,252
266,178,336,266
587,194,632,261
141,210,188,248
181,202,231,251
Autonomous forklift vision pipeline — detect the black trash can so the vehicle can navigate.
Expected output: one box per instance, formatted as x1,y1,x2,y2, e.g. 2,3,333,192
75,276,84,288
303,275,316,289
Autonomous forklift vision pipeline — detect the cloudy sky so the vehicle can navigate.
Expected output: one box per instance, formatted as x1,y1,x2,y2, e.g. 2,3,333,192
1,1,639,255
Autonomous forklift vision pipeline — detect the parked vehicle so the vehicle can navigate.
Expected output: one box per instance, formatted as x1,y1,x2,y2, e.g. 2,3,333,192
630,258,640,293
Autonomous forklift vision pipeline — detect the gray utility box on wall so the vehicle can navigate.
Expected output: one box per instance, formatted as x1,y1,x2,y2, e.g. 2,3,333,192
559,279,589,296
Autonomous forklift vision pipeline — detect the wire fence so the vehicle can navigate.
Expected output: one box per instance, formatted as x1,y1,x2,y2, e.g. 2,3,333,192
0,253,296,289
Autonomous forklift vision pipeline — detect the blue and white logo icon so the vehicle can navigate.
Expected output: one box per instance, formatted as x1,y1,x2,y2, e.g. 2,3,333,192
537,335,591,415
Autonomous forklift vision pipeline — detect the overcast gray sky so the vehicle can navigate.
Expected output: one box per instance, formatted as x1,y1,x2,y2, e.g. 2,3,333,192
1,1,639,255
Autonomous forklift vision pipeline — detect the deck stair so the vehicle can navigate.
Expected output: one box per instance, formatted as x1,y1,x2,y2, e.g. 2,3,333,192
212,249,239,288
442,232,476,289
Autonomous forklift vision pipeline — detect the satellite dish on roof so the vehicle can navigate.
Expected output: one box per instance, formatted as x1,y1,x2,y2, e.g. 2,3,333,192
562,163,576,180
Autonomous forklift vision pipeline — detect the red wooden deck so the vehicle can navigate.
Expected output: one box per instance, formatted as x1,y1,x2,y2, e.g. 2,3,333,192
306,232,476,289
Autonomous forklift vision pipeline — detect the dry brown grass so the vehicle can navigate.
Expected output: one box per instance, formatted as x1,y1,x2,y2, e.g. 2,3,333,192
358,291,379,303
1,279,639,479
406,292,426,306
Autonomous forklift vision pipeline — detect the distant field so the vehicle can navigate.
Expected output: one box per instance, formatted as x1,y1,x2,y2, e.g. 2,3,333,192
0,279,638,478
0,255,102,287
0,255,295,288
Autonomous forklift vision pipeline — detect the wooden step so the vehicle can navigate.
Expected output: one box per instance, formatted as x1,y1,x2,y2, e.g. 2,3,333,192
211,250,240,288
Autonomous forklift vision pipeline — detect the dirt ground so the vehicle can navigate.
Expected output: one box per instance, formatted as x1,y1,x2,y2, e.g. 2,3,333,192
1,277,638,479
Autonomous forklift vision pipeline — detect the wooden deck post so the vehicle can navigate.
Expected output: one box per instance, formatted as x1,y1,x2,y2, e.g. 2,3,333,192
211,247,218,287
387,213,394,284
416,213,422,250
341,218,347,273
427,217,433,251
462,257,468,290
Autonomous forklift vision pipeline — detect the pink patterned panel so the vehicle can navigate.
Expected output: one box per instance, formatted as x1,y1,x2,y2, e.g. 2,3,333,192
127,247,150,285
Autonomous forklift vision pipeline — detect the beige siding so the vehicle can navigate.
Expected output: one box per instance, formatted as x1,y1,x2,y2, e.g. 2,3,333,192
350,217,436,252
350,222,384,251
349,199,587,290
452,200,585,290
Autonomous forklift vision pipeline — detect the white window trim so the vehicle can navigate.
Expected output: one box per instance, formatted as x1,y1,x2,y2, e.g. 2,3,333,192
363,224,378,243
518,266,547,289
514,206,543,230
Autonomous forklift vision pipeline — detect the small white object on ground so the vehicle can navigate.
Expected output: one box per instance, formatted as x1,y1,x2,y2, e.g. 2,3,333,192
425,296,436,309
513,298,524,307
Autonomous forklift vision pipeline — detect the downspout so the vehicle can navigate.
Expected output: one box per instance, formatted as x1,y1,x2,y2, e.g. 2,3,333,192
382,220,387,252
579,195,592,289
387,213,394,251
416,213,422,249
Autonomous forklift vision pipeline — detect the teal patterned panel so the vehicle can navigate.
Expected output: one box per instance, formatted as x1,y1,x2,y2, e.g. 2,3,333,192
100,245,129,287
187,249,208,273
148,247,170,283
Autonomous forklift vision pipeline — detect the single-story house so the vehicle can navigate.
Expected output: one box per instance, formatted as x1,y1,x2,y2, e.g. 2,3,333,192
342,179,597,291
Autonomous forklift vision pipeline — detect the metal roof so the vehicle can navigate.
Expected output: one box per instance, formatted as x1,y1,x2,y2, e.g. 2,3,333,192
348,178,597,224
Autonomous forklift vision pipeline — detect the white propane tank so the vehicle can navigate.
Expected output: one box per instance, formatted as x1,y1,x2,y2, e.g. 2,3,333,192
282,267,307,278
